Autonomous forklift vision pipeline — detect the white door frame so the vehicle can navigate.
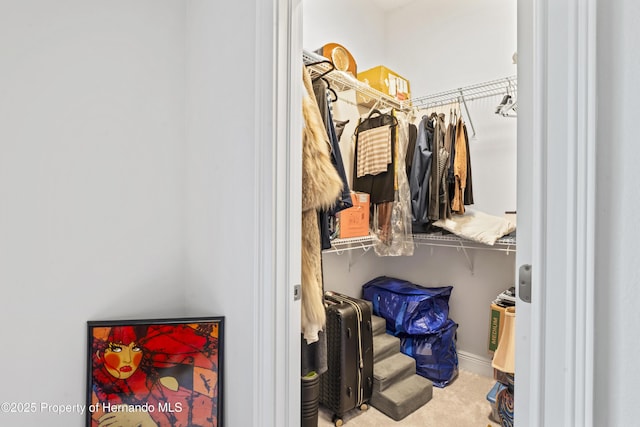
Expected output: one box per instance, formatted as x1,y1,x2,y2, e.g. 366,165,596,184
257,0,597,425
254,0,303,425
517,0,596,426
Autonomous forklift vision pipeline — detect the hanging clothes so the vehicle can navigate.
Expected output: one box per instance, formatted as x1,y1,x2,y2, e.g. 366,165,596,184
409,115,434,233
452,116,469,213
352,110,399,245
427,114,443,221
300,66,343,345
462,122,474,205
405,123,418,178
312,78,353,249
445,111,457,204
356,125,392,178
430,113,451,221
372,111,415,257
352,110,397,204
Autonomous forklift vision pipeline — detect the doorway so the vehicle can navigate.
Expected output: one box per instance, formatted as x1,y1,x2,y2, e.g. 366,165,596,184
304,1,516,425
268,0,597,425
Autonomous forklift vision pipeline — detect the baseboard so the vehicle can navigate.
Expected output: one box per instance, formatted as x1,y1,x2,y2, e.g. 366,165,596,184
457,350,494,378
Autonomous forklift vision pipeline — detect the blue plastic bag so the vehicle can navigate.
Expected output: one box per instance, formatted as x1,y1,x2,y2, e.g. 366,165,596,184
362,276,453,335
400,319,459,387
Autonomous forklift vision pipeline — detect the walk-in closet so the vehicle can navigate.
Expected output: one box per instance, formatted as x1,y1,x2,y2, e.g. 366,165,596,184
301,1,518,425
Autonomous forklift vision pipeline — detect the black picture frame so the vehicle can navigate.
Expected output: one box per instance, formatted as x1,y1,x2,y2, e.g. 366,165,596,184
86,316,224,427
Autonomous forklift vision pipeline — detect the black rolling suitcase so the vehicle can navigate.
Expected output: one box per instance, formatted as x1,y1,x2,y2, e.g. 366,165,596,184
320,291,374,426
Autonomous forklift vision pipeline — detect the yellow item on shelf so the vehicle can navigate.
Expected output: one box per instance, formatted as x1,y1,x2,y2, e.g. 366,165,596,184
357,65,411,101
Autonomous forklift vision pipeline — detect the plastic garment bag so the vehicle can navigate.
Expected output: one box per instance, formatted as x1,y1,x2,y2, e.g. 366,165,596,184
371,110,415,256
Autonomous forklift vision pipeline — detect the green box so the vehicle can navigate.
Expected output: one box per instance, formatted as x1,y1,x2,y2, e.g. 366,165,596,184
489,303,506,352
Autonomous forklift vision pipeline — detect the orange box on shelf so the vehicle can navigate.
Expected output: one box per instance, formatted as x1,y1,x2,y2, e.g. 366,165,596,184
338,192,370,239
357,65,411,101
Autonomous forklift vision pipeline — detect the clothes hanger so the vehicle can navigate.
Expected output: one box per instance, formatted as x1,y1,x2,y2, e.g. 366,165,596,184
367,109,383,119
320,77,339,103
495,94,512,114
450,105,458,125
354,109,398,135
499,100,518,117
369,109,399,126
306,59,335,82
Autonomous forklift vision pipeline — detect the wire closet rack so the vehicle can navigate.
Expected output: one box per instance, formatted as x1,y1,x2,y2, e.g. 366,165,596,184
303,49,517,136
411,75,518,137
324,233,516,274
410,76,518,110
303,50,411,112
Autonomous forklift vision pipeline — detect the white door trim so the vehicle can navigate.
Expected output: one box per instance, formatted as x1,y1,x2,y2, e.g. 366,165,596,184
519,0,596,425
258,0,597,425
254,0,303,425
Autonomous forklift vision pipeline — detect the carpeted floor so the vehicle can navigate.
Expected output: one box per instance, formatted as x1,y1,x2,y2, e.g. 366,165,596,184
317,370,501,427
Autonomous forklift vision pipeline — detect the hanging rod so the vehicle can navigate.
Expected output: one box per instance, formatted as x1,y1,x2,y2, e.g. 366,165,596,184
303,50,412,112
411,75,518,110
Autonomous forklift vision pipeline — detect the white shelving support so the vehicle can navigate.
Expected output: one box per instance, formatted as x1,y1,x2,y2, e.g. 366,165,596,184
325,233,517,273
410,75,518,137
411,76,518,110
303,50,412,112
322,235,376,255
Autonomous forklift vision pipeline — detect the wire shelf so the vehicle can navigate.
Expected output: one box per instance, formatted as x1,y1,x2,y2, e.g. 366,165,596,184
326,233,516,255
303,49,517,126
411,75,518,110
303,50,411,112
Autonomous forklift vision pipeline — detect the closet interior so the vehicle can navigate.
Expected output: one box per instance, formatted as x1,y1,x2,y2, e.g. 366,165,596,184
301,0,517,425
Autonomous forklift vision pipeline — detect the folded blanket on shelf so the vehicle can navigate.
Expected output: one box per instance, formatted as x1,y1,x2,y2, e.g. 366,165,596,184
432,209,516,246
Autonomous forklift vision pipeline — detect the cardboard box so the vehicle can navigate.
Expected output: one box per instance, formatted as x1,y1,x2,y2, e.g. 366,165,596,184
338,192,370,238
488,303,507,352
357,65,411,101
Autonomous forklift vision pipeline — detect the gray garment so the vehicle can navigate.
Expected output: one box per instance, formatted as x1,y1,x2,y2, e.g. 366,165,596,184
301,331,327,376
409,116,433,230
428,114,447,221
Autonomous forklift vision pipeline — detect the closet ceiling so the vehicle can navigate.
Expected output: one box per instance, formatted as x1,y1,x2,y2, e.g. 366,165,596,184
371,0,415,11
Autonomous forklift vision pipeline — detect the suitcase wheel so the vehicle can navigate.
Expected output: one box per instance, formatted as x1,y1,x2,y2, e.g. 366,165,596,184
332,415,344,427
359,403,369,411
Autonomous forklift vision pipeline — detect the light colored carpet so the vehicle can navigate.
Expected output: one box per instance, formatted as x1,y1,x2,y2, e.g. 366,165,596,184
318,370,501,427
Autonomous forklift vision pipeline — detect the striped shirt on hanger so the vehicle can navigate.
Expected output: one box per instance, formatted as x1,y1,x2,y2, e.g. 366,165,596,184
356,125,392,178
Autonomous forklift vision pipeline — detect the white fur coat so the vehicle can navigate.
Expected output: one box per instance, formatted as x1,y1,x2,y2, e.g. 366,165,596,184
301,67,343,343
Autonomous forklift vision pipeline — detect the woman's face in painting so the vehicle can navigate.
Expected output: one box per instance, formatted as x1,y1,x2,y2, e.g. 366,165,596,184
103,342,143,379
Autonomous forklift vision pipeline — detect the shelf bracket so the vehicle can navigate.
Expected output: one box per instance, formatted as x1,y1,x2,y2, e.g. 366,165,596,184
456,242,475,275
346,246,371,271
459,91,476,138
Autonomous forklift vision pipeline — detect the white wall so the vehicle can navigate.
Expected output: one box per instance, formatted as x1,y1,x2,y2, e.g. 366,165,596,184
0,1,186,425
384,0,518,96
303,0,388,72
386,0,518,217
184,1,262,426
595,0,640,424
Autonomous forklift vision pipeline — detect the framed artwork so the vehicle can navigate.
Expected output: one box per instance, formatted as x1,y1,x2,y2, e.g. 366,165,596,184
86,317,224,427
